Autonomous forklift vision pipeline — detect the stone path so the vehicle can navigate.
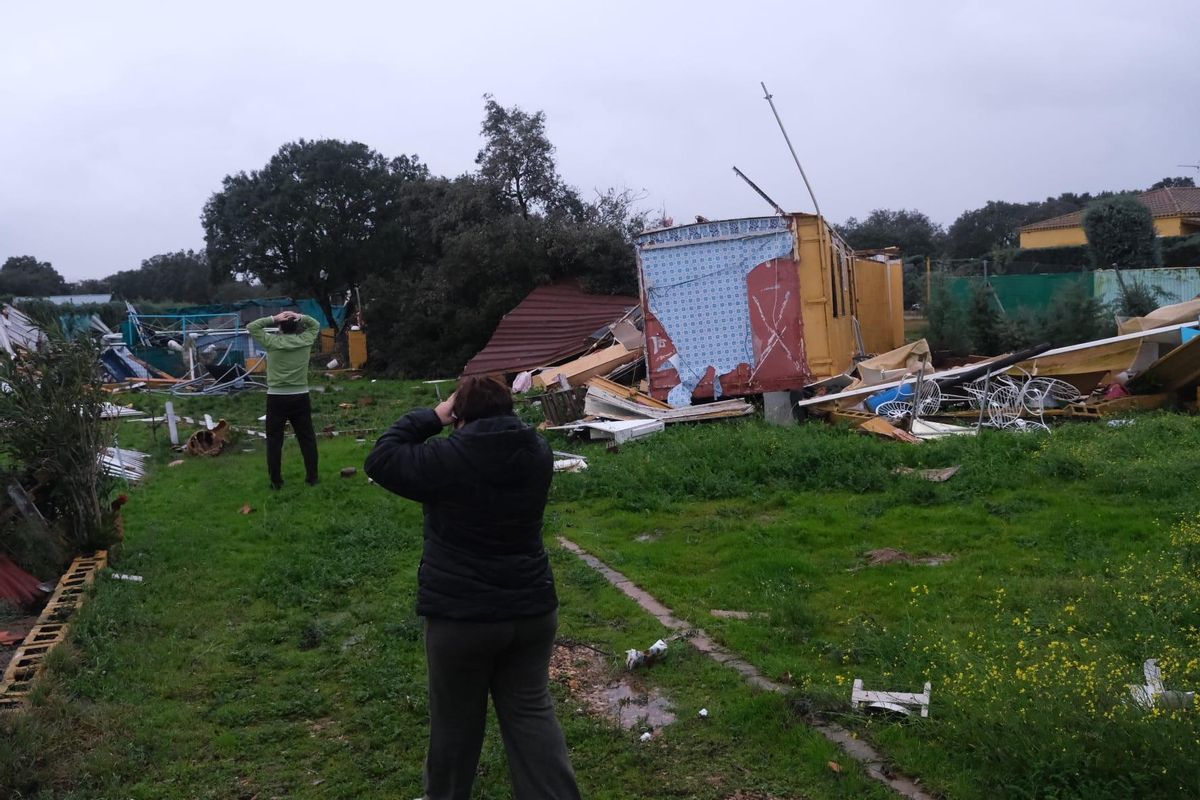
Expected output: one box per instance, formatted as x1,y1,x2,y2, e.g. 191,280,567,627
557,536,935,800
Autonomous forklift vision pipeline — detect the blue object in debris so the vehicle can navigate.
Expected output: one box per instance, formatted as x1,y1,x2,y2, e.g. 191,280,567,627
866,383,915,412
1182,327,1199,344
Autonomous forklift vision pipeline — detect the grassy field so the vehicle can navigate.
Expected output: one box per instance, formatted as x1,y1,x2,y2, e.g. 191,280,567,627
4,377,1200,799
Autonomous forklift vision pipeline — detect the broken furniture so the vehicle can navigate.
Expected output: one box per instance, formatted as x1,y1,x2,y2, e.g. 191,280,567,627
1128,658,1196,711
851,678,932,717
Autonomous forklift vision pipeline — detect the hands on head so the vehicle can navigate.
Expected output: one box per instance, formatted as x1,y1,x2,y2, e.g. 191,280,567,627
272,310,301,323
435,393,457,427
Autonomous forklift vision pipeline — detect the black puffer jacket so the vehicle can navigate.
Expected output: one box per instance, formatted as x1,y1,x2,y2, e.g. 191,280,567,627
364,408,557,621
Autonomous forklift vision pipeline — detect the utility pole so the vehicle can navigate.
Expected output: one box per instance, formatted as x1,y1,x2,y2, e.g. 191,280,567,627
925,256,932,311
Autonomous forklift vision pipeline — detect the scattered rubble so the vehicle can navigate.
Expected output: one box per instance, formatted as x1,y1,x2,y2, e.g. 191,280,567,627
625,638,669,670
101,447,149,482
549,643,676,731
186,419,230,457
799,311,1200,440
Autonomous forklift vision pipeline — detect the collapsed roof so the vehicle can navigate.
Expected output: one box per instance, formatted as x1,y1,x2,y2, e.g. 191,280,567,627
460,282,638,377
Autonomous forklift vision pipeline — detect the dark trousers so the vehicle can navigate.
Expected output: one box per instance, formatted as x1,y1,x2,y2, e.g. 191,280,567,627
424,610,581,800
265,392,318,485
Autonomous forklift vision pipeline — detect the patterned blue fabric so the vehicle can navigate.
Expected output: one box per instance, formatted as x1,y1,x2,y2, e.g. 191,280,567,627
637,217,794,406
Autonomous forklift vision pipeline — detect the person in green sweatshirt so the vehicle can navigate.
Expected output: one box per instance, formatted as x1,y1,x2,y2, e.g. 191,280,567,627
247,310,321,489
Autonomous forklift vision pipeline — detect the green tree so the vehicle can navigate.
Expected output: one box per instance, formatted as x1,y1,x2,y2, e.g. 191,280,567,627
202,139,428,326
946,191,1119,259
1082,195,1161,271
0,255,67,298
1150,176,1195,189
945,201,1033,257
1037,279,1112,346
967,282,1006,355
837,208,945,257
925,275,970,355
107,250,213,304
476,95,570,218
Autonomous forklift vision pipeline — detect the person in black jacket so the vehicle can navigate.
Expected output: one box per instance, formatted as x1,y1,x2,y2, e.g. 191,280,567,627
364,375,582,800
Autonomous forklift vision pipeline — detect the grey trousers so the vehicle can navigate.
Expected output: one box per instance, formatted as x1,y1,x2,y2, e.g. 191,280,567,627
423,610,582,800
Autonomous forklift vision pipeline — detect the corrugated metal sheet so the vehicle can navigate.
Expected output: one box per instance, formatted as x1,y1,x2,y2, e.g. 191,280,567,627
460,283,637,377
0,304,43,355
1094,267,1200,308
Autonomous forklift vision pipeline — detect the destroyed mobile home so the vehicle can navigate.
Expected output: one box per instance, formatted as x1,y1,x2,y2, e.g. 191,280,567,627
463,214,1200,445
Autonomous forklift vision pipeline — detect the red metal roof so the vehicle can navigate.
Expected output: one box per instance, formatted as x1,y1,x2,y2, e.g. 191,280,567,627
0,556,44,607
461,282,637,377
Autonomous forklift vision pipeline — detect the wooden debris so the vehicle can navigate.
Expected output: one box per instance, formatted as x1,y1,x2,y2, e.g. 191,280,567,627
587,377,672,409
0,552,107,711
533,343,641,390
1063,393,1170,418
892,465,960,482
583,382,753,423
857,417,921,444
1129,336,1200,394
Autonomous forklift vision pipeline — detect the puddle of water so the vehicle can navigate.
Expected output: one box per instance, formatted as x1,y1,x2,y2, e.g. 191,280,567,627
603,681,676,729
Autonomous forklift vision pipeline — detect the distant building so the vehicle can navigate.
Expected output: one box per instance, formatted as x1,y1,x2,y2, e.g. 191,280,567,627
1019,187,1200,249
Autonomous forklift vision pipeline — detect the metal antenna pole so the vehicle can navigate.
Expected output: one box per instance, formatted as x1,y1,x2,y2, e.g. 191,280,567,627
761,82,821,218
732,166,786,216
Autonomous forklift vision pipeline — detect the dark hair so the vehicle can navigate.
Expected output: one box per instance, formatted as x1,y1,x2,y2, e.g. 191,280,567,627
452,375,513,423
279,318,300,334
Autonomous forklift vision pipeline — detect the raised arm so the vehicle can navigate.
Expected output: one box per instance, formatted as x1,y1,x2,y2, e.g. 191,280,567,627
247,316,277,349
365,408,457,504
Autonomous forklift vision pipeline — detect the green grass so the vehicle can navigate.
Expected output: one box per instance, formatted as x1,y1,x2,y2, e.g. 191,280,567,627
6,380,1200,798
2,379,890,800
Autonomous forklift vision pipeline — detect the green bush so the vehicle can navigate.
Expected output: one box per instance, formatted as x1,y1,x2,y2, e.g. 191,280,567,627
926,274,972,355
0,334,119,557
1161,233,1200,268
1083,196,1162,271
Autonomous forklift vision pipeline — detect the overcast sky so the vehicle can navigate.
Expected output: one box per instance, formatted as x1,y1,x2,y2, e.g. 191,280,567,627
3,1,1198,281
